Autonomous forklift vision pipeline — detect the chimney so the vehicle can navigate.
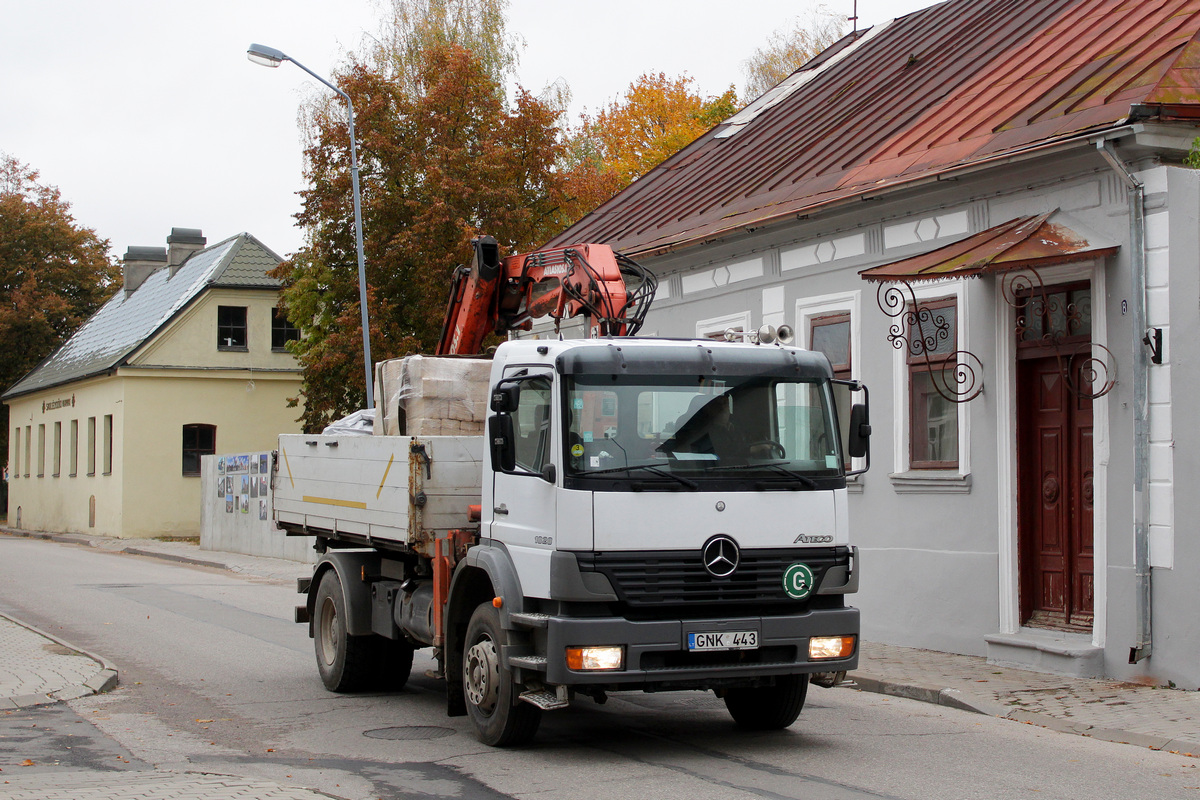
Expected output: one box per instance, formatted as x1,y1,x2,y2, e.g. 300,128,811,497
167,227,206,275
122,246,168,294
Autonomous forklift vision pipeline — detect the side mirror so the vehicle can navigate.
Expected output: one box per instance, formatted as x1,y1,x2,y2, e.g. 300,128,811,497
489,414,515,472
490,383,520,413
848,403,871,460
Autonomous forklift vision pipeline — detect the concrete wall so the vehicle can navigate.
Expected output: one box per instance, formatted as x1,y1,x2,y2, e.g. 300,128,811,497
200,452,314,562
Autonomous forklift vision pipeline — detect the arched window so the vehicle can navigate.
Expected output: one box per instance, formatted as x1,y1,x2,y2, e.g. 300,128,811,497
182,424,216,476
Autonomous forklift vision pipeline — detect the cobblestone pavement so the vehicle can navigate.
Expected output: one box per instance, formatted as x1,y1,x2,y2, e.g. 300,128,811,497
0,771,337,800
850,640,1200,757
0,613,115,708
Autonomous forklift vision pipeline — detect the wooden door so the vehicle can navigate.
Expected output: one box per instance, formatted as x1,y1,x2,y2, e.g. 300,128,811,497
1017,353,1094,631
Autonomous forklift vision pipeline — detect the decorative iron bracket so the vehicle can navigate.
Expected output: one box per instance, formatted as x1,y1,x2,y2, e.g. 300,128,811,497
1143,328,1163,365
876,282,983,403
1000,268,1117,399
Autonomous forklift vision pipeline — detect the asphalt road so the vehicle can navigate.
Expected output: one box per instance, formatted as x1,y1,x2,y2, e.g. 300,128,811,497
1,536,1197,800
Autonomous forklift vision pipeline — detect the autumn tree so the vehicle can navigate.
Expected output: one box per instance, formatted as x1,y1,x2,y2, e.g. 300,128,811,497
566,73,738,195
742,7,846,99
276,0,580,430
0,154,119,486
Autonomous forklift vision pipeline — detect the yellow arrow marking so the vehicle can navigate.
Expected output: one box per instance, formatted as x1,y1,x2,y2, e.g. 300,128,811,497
301,496,367,510
282,447,293,488
377,452,395,499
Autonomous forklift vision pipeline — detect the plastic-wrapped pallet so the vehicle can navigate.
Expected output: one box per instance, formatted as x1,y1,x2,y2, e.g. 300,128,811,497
374,355,491,436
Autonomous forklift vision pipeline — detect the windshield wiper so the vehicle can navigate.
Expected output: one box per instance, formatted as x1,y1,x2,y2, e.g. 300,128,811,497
704,461,819,488
577,463,699,490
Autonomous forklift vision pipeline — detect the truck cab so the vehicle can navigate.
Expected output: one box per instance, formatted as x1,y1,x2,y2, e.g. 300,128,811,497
443,338,865,744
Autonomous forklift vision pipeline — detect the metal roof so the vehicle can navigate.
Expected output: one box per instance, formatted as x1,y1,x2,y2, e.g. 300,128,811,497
3,233,282,399
548,0,1200,256
859,210,1120,281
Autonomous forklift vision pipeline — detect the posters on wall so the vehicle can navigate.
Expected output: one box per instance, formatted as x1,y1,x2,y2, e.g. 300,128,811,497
218,453,270,514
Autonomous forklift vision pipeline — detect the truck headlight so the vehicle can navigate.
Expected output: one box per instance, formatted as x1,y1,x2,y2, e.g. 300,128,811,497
809,636,855,660
566,645,624,671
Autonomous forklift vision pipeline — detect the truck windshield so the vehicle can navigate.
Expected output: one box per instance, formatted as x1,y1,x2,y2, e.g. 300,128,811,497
563,374,843,487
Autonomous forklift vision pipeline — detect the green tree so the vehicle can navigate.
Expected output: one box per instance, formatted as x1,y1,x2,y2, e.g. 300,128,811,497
277,22,580,430
742,7,846,99
565,73,738,194
0,154,119,482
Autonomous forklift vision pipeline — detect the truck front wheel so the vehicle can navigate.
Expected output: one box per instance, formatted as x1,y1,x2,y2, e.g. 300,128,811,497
314,570,374,692
462,603,541,746
723,674,809,730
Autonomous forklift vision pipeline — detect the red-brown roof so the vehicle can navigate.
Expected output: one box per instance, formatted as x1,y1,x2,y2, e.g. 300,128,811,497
859,210,1120,281
550,0,1200,257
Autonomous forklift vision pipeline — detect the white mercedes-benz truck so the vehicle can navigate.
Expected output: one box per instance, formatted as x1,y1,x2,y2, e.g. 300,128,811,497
275,336,870,745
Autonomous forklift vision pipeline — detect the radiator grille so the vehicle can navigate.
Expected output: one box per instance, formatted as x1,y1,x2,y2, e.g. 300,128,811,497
577,547,848,609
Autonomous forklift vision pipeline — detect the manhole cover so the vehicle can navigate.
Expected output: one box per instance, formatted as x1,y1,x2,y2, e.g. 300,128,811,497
364,726,455,741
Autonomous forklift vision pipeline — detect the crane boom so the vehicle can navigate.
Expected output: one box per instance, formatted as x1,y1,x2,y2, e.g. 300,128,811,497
436,236,657,356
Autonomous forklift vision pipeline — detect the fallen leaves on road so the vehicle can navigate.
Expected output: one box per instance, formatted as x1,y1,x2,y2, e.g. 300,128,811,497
20,760,33,767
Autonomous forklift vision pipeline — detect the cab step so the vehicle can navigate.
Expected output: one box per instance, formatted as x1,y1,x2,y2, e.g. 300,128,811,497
519,687,569,710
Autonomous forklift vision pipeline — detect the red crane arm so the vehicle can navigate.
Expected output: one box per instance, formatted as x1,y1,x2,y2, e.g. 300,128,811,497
436,236,656,356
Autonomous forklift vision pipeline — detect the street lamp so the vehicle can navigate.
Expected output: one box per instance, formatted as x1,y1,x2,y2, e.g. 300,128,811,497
247,42,375,410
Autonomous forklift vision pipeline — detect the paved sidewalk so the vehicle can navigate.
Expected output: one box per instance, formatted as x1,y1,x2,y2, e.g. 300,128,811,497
850,641,1200,757
0,612,115,709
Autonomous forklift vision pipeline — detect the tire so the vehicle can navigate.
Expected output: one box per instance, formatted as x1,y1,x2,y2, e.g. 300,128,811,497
375,636,415,690
313,570,374,692
723,674,809,730
462,603,541,746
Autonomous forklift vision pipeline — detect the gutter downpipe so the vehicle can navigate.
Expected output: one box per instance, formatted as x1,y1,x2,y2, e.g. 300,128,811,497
1096,139,1151,664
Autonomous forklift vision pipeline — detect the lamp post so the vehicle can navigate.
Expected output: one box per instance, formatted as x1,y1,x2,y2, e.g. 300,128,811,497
247,42,375,410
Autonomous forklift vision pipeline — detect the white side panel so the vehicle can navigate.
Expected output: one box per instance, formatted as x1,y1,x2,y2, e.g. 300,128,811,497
274,434,483,543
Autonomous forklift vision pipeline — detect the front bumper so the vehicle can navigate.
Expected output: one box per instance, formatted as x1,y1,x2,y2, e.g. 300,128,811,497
538,606,858,687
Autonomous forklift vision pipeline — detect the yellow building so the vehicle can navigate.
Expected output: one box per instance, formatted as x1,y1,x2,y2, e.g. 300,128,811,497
3,228,303,538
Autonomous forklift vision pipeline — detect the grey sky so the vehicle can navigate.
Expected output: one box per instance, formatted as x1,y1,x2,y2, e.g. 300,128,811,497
1,0,938,260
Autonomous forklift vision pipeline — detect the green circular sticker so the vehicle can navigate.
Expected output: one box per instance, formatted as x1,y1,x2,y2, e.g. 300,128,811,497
783,563,815,600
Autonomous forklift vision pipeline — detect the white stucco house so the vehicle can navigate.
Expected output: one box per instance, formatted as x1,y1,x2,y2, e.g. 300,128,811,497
547,0,1200,687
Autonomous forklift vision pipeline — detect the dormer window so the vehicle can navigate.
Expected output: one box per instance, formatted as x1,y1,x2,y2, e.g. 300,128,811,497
217,306,248,350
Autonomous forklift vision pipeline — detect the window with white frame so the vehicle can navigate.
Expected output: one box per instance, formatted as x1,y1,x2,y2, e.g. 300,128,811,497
798,291,861,472
906,296,959,469
696,311,751,341
887,280,970,478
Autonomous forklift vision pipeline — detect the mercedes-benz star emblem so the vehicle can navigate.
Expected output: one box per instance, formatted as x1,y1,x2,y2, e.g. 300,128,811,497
702,535,740,578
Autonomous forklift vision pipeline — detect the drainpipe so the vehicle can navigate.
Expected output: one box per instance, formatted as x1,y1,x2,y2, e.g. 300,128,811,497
1096,139,1151,664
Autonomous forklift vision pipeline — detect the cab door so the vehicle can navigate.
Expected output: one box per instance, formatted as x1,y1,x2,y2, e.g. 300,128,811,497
489,368,558,599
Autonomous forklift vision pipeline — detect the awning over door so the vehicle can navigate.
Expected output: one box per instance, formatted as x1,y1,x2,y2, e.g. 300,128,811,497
859,210,1119,283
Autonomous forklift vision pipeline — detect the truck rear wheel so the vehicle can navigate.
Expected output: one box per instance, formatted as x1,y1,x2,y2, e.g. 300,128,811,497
314,570,374,692
462,603,541,746
723,674,809,730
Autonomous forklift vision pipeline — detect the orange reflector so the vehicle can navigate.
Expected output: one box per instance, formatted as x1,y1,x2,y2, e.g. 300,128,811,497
492,596,503,608
809,635,856,660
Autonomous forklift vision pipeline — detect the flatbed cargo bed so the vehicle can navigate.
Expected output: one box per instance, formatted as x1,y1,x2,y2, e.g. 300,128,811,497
273,433,484,552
